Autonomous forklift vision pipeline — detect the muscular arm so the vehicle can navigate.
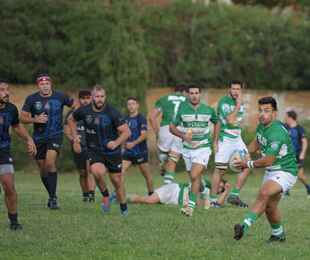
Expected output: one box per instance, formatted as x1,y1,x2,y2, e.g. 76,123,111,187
226,102,241,125
131,130,147,145
12,124,36,156
20,111,36,124
300,137,308,159
213,122,220,144
248,138,260,153
114,124,131,147
149,108,161,135
169,124,184,140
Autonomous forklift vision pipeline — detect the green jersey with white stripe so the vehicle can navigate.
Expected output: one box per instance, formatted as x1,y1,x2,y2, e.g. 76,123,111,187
218,95,245,140
256,120,297,176
155,93,187,127
172,101,218,149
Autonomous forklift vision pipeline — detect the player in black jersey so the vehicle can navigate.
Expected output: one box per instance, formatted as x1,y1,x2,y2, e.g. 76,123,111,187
21,74,74,209
64,90,96,202
0,81,36,230
68,85,130,216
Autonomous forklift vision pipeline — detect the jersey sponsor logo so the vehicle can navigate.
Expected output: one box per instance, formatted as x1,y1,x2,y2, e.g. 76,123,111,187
85,115,93,124
52,143,60,148
257,133,267,146
34,101,43,111
86,129,96,134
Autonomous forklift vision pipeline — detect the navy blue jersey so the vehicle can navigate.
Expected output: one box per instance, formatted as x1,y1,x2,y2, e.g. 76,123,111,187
22,91,73,141
124,114,148,156
0,102,19,151
73,103,126,155
284,124,306,155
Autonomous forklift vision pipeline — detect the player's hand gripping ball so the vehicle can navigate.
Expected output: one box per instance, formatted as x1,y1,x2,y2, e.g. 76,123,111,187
229,149,247,173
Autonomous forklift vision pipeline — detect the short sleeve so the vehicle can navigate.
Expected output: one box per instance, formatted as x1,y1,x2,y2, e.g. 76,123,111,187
110,107,126,129
11,105,20,126
73,107,84,122
154,97,163,112
299,126,306,139
217,100,231,119
22,96,32,112
171,104,182,126
139,115,147,131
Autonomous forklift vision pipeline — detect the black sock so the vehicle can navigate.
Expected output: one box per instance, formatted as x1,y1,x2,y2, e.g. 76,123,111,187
101,189,109,197
89,191,95,196
8,213,18,224
48,172,57,198
120,203,127,212
40,175,50,195
148,191,154,196
83,192,89,197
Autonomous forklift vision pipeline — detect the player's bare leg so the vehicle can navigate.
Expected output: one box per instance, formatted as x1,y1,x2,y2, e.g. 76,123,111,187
110,172,128,216
128,193,160,204
138,163,154,195
227,168,249,208
297,168,310,195
44,150,59,209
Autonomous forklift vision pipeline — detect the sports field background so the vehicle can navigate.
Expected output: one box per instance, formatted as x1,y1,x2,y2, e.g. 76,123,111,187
0,169,309,260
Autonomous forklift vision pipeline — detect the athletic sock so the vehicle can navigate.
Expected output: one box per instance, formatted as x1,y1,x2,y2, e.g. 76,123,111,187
148,191,154,196
242,211,258,233
83,192,89,198
48,172,58,198
120,203,128,212
8,213,18,224
210,194,218,203
164,171,175,183
230,187,240,197
188,191,197,209
40,175,50,195
101,189,109,198
271,223,284,236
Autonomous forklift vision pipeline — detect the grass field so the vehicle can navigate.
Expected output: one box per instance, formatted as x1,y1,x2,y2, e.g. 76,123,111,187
0,168,310,260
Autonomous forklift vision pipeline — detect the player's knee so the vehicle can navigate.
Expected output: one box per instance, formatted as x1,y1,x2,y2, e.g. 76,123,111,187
3,184,16,197
168,151,180,163
45,161,56,172
158,151,168,164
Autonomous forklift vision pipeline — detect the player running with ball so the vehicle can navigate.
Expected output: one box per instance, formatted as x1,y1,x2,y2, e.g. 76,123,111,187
233,97,297,242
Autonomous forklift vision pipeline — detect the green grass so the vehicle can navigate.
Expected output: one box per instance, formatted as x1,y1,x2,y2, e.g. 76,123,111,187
0,168,310,260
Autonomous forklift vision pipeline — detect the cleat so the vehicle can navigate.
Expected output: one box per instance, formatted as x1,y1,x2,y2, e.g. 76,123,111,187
120,209,129,217
88,193,95,203
234,224,245,240
267,233,286,243
180,206,193,217
227,195,248,208
49,197,60,210
101,196,110,213
210,201,222,208
10,223,23,231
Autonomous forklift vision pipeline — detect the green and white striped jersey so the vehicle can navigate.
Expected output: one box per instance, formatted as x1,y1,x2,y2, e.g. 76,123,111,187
172,101,218,149
217,95,245,140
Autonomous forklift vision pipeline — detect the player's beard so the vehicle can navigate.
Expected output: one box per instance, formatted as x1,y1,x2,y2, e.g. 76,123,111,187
93,101,105,110
0,95,9,105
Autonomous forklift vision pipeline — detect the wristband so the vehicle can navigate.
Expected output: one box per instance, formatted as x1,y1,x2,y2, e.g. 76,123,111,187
247,160,255,169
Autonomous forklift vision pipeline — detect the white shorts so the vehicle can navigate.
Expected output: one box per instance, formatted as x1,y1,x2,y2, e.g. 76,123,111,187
158,125,182,154
183,147,211,172
155,183,180,205
0,164,14,175
215,137,248,166
263,171,297,193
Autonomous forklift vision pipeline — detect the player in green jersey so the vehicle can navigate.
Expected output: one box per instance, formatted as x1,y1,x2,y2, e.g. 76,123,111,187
170,85,219,216
211,81,250,208
128,177,231,208
149,85,187,184
233,97,297,242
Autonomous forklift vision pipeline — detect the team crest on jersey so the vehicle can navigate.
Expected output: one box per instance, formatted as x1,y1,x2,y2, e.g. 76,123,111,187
34,101,43,111
85,115,93,124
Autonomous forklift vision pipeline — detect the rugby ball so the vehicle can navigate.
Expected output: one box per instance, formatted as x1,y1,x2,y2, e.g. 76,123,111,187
229,149,247,173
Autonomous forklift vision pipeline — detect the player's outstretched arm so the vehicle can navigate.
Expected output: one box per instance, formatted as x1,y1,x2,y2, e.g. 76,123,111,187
248,138,260,154
20,111,48,124
12,123,36,157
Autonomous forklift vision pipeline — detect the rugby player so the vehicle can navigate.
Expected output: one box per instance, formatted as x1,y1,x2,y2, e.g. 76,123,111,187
170,85,218,216
211,81,249,208
21,74,74,209
64,90,96,202
122,97,154,195
0,81,36,230
68,85,130,216
233,97,297,242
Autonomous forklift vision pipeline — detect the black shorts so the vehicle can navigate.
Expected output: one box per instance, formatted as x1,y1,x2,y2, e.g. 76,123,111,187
88,150,122,173
123,153,148,165
35,137,63,160
0,150,14,165
73,149,88,171
296,156,304,169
